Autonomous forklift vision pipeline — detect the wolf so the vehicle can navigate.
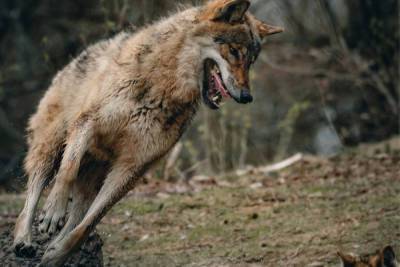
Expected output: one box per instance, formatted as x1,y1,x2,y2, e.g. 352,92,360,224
12,0,283,265
338,246,398,267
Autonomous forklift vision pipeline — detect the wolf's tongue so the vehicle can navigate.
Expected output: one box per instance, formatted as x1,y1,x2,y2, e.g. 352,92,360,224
212,73,230,98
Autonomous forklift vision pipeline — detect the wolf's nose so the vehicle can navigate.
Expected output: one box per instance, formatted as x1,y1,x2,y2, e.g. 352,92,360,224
240,90,253,104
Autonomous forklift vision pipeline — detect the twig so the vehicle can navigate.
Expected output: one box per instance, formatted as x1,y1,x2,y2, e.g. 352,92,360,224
260,53,358,81
163,142,183,180
182,159,207,177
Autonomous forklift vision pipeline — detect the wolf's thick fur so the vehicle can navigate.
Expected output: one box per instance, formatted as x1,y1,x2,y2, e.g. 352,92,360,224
338,246,398,267
13,0,283,265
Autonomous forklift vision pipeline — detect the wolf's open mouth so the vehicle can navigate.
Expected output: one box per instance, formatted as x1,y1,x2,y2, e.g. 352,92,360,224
202,59,231,109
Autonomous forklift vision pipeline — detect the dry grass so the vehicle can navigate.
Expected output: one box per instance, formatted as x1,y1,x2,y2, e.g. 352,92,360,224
98,152,400,266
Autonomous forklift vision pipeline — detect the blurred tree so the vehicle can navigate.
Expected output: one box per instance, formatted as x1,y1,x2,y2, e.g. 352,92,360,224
344,0,399,141
0,0,194,189
0,0,398,189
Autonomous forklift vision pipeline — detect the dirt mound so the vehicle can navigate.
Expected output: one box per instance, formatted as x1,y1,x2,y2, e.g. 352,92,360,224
0,218,103,267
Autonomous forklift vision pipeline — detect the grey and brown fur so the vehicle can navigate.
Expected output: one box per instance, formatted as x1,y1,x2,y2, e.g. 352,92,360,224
13,0,283,265
338,246,398,267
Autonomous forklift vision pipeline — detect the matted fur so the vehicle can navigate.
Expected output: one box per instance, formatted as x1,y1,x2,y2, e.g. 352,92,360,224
13,0,283,265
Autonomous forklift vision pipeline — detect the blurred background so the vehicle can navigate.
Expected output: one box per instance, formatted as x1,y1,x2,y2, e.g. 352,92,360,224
0,0,398,190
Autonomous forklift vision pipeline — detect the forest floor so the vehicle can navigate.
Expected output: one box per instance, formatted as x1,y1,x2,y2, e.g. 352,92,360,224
0,141,399,267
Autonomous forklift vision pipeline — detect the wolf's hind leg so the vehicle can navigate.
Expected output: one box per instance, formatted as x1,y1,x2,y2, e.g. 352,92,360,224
14,122,64,257
39,119,94,235
50,161,106,247
40,156,140,266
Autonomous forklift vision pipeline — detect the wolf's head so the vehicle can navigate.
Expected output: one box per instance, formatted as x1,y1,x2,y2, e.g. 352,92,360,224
338,246,398,267
194,0,283,109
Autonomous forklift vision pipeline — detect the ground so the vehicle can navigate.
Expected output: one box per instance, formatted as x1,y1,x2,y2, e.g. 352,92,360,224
0,147,399,266
0,219,103,267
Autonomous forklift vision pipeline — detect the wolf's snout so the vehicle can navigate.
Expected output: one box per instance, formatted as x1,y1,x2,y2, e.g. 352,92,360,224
239,90,253,104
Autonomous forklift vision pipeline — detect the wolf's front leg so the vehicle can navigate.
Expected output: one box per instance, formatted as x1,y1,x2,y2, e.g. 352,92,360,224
39,119,94,235
14,121,65,257
39,157,140,267
14,172,48,258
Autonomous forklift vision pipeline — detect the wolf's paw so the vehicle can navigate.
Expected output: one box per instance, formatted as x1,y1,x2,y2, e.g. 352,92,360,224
39,198,67,235
13,239,37,258
39,242,69,267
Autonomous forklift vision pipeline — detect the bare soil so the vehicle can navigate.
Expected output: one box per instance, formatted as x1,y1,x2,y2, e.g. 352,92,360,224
0,147,399,266
0,218,103,266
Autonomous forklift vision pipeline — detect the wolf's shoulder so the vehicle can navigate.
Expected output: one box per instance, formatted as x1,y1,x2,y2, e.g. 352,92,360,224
76,31,132,65
58,31,132,80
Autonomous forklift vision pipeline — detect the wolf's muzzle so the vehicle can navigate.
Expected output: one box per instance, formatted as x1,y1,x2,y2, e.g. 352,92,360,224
226,78,253,104
239,89,253,104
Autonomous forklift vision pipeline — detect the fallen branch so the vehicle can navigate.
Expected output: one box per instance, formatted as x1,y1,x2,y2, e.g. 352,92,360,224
258,153,303,174
236,153,303,176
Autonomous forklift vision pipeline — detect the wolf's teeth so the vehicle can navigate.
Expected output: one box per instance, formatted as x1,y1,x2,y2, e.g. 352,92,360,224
213,66,220,74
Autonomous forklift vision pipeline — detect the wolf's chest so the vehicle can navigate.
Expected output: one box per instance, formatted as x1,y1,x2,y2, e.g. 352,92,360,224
127,100,197,134
92,96,197,161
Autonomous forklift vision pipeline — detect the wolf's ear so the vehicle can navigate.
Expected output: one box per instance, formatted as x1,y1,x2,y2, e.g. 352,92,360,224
201,0,250,23
337,251,357,267
256,20,284,39
381,246,396,266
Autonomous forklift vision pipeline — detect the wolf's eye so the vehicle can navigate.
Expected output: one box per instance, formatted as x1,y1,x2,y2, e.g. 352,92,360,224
229,47,240,59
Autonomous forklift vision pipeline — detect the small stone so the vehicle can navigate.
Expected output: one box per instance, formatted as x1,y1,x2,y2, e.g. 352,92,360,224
251,213,259,220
